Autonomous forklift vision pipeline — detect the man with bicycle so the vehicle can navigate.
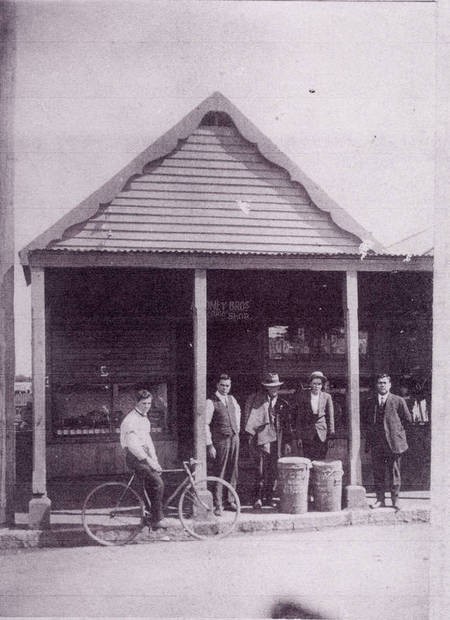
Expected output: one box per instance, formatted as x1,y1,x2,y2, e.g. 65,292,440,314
120,388,169,530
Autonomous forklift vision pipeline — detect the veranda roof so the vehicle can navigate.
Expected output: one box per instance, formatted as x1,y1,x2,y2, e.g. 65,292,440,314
20,91,383,276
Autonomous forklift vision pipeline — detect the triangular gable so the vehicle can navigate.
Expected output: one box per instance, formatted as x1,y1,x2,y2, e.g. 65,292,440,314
19,92,382,272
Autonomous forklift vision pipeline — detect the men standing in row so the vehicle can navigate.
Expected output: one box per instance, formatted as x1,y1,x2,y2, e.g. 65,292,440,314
245,372,294,510
364,373,412,511
205,373,241,515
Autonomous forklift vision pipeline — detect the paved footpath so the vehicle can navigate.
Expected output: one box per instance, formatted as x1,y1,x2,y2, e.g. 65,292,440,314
1,523,430,619
0,491,430,550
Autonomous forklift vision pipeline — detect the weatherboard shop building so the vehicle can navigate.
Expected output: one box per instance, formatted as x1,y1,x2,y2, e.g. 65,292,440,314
19,93,432,527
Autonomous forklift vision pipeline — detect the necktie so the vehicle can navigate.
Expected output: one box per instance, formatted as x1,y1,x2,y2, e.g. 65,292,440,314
269,397,275,425
226,396,238,432
375,397,385,423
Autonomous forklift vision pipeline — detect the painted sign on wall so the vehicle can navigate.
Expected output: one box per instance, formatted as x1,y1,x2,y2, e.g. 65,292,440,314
207,300,251,321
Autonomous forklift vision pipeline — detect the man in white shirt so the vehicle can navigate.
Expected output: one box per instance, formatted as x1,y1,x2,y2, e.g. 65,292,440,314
120,389,168,529
206,373,241,515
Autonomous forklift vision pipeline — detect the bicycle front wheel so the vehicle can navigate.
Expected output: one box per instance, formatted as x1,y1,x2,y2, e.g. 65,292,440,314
178,476,240,540
82,482,144,546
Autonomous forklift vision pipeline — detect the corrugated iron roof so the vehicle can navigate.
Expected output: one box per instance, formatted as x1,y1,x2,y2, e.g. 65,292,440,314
20,92,384,270
41,247,366,257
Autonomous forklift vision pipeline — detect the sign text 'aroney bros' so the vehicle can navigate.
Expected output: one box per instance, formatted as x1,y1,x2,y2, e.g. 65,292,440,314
207,300,251,321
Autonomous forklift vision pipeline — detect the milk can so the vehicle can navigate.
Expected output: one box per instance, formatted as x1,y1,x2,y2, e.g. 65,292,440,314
277,457,312,514
310,460,344,512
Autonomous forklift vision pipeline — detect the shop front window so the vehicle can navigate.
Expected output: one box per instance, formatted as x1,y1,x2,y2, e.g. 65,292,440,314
268,325,368,361
53,384,113,436
52,381,170,439
268,326,310,359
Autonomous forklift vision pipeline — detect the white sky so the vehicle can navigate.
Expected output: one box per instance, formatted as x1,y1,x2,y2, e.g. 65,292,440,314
13,0,436,374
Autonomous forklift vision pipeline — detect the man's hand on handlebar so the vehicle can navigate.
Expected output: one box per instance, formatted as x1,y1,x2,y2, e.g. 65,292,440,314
147,457,162,473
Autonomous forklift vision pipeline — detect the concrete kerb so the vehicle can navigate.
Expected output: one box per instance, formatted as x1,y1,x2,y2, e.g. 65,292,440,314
0,504,431,551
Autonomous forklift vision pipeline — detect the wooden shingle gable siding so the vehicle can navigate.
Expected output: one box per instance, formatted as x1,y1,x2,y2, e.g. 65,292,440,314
20,92,385,279
51,125,362,255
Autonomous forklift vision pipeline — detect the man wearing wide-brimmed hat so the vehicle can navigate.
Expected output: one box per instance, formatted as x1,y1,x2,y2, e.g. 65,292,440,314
245,372,294,510
295,370,335,462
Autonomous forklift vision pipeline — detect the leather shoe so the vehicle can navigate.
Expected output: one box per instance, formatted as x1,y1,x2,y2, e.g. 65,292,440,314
253,499,262,511
152,518,170,530
214,506,223,516
370,500,386,509
224,502,238,512
263,499,277,508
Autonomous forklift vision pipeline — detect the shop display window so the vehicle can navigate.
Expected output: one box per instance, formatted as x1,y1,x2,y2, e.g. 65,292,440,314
52,381,170,438
268,325,368,360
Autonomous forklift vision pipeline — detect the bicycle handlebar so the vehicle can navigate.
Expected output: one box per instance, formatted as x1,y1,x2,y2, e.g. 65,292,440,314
182,457,198,471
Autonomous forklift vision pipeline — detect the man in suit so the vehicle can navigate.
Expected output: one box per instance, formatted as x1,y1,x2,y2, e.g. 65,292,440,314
295,371,335,461
206,373,241,516
245,372,293,510
364,373,412,511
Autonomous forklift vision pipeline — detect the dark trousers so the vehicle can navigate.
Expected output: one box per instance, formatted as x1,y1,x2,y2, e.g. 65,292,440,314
301,433,328,462
371,441,403,502
300,434,328,502
254,443,278,504
211,433,239,507
125,451,164,524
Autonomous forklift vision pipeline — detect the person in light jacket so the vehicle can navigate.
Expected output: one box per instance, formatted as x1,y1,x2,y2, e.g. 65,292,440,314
295,371,335,461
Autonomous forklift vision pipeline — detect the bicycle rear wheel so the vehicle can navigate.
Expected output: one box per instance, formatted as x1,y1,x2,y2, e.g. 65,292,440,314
178,476,240,540
82,482,144,546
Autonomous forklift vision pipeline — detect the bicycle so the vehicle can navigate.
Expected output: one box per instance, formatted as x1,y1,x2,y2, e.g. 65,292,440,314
81,458,240,546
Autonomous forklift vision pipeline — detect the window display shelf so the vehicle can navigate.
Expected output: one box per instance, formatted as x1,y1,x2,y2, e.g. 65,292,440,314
51,380,172,440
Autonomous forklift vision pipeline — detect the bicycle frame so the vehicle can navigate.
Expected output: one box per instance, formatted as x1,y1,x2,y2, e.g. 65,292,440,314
128,458,209,513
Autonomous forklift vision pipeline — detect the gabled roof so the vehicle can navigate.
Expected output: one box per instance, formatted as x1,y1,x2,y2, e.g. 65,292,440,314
19,91,382,274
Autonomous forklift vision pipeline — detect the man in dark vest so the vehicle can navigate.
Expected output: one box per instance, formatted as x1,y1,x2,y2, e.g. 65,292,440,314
364,373,412,511
206,373,241,516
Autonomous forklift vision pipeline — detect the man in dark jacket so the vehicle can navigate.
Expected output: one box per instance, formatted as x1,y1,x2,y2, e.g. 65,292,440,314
364,373,412,511
245,372,294,510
